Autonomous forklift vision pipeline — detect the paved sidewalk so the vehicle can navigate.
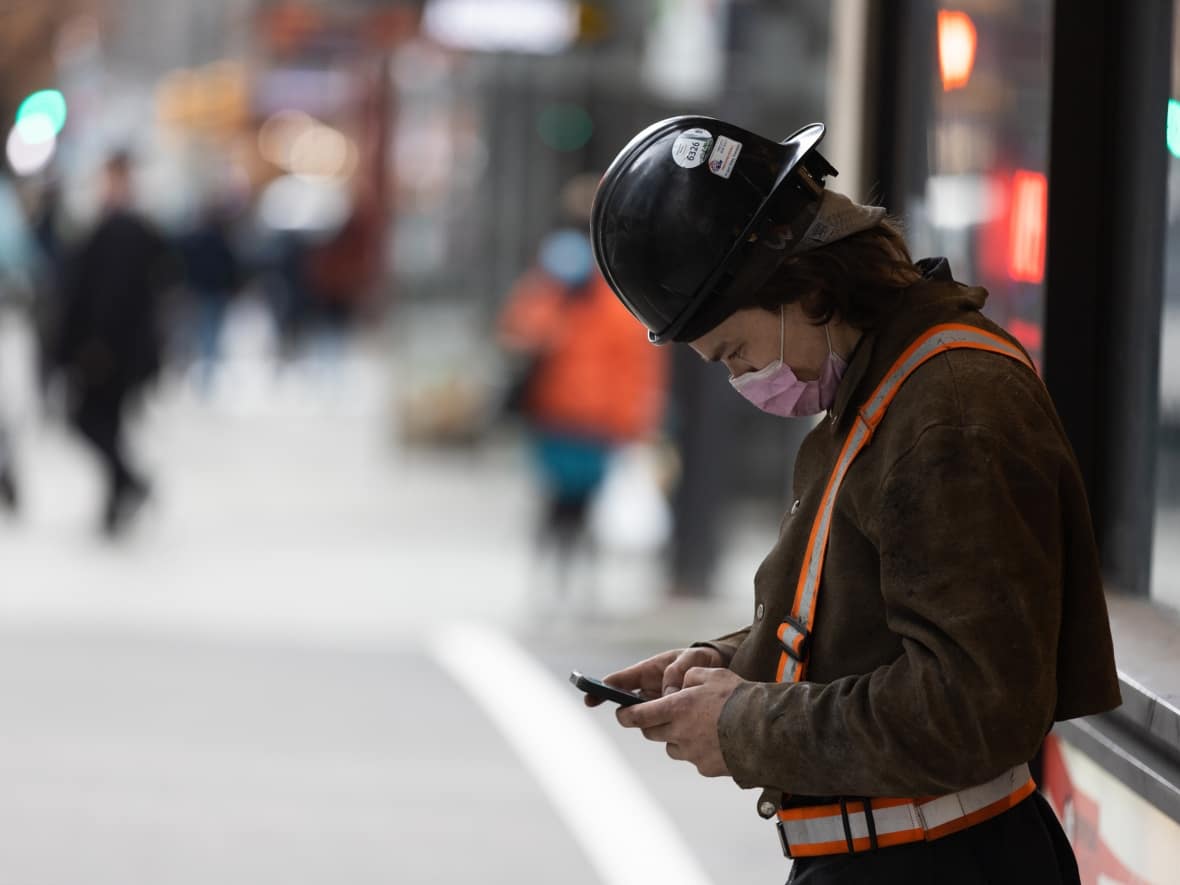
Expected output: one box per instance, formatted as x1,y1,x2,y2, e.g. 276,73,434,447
0,344,791,884
0,347,770,649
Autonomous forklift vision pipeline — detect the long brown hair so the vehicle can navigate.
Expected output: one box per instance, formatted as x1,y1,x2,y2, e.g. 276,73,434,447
749,218,922,329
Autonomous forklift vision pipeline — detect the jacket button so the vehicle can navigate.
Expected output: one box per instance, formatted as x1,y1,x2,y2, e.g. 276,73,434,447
790,499,800,515
755,603,764,620
758,800,778,819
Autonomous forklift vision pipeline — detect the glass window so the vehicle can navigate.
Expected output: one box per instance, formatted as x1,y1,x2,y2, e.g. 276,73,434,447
1152,3,1180,611
901,1,1054,368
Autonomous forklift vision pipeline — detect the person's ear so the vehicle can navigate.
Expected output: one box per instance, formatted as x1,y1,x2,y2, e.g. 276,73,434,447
751,223,792,252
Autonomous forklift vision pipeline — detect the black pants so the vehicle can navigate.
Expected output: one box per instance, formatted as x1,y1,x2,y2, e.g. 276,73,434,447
787,793,1079,885
70,385,143,521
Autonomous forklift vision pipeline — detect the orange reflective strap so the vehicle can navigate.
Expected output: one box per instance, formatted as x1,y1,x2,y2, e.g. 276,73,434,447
775,765,1036,858
786,829,924,858
774,324,1036,685
778,416,872,683
857,324,1034,431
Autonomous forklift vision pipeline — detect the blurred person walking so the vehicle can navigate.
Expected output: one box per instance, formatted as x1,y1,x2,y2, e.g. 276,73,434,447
178,199,242,394
29,180,67,406
585,117,1119,883
305,200,379,334
0,169,41,516
54,152,173,536
0,425,15,514
498,174,668,608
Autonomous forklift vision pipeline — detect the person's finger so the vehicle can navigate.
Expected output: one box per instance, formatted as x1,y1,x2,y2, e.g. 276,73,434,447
606,649,680,696
616,694,674,729
682,666,714,689
665,742,684,761
640,724,673,742
583,694,604,708
662,647,718,694
602,664,645,691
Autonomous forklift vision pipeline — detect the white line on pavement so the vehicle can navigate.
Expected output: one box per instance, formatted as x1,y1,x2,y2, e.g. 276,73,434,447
429,623,715,885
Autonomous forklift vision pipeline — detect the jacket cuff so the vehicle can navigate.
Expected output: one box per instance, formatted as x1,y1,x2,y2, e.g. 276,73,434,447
689,640,737,667
717,680,774,790
690,626,750,668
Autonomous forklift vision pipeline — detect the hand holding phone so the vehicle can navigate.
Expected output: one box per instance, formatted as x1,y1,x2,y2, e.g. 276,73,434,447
570,670,648,706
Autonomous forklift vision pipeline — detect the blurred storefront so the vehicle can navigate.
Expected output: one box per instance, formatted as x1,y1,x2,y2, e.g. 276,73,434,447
884,1,1053,366
847,1,1180,882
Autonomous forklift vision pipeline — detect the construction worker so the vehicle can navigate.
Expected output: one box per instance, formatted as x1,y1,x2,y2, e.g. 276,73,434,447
585,116,1120,883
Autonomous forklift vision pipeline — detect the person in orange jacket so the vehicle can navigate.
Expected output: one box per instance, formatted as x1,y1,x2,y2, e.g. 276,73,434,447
498,175,667,601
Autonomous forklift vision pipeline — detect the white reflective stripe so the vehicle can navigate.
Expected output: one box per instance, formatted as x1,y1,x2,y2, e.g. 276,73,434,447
779,622,806,651
777,765,1032,851
781,803,922,847
917,763,1032,830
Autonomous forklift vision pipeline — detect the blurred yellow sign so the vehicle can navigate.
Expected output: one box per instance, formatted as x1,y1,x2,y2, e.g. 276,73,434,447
156,60,250,133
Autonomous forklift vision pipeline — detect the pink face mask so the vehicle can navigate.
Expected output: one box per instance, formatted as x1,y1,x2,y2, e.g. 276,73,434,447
729,310,848,417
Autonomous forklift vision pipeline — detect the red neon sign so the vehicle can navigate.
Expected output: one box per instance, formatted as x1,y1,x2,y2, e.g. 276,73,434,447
1008,170,1047,283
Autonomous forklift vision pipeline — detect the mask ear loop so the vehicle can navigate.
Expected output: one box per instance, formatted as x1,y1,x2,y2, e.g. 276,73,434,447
778,306,785,364
824,322,833,357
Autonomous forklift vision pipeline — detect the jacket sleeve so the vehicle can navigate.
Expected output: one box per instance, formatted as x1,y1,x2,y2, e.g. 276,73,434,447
716,422,1064,797
692,627,751,668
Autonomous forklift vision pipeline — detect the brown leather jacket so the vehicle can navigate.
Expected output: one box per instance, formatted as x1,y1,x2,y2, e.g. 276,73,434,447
700,260,1121,813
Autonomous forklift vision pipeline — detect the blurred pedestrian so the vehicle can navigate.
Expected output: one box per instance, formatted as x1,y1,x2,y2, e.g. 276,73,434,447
55,152,174,536
0,170,39,516
498,174,668,606
0,424,15,514
178,199,242,393
29,180,66,406
585,116,1118,883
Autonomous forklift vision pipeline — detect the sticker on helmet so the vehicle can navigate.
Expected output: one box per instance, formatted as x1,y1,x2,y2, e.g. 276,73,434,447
672,128,713,169
708,136,742,179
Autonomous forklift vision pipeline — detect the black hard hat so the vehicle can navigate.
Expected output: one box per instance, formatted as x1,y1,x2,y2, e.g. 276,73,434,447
590,116,837,344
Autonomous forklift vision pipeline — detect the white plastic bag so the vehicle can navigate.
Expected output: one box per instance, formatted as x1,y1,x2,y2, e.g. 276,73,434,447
589,443,672,554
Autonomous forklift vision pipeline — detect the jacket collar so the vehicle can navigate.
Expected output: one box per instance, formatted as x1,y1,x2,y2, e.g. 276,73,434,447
827,257,987,433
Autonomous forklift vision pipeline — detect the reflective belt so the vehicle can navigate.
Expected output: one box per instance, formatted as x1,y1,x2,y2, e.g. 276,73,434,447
770,325,1037,857
774,323,1036,684
776,764,1037,858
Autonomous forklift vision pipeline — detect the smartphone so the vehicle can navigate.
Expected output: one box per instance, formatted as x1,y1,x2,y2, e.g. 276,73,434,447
570,670,648,706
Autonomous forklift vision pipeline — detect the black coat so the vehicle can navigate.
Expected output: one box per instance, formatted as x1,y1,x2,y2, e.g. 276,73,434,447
57,209,174,392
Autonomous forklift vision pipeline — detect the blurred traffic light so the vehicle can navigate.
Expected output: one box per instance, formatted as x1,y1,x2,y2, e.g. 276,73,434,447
938,10,977,92
536,102,593,152
16,89,67,135
6,87,65,176
1168,99,1180,158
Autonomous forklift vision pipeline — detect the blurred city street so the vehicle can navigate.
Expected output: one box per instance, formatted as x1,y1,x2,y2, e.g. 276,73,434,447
2,1,1179,882
0,332,787,885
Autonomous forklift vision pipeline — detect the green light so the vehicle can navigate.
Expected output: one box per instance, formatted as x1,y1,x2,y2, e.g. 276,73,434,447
16,89,67,136
1168,99,1180,158
537,103,593,152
